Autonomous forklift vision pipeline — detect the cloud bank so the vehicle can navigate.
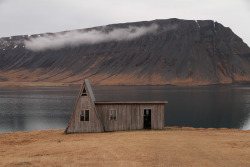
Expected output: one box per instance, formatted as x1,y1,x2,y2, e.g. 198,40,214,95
24,24,159,51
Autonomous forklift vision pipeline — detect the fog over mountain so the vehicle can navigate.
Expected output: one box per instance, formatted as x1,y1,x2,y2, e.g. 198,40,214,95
0,19,250,86
24,24,160,51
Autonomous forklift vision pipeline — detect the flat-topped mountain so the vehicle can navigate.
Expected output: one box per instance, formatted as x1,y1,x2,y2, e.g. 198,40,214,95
0,18,250,86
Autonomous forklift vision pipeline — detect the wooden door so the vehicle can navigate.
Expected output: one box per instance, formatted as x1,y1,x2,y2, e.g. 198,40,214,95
144,109,151,129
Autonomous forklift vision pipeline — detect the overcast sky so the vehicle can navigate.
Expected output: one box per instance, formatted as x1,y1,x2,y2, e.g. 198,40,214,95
0,0,249,46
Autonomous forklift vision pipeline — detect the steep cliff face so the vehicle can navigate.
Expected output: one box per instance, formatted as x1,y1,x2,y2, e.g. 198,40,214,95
0,18,250,86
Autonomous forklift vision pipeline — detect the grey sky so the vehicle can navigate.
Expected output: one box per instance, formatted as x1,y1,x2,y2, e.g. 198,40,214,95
0,0,249,46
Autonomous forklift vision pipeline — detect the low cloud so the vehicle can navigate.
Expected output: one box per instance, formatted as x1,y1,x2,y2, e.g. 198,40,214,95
24,24,159,51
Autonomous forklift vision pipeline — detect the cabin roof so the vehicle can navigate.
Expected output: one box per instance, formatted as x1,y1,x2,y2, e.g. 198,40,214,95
95,101,168,104
84,79,96,102
83,79,168,105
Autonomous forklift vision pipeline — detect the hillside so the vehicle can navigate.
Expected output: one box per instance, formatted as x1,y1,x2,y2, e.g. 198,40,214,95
0,127,250,167
1,18,250,86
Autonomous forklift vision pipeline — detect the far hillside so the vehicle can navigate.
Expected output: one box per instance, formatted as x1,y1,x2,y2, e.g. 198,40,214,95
0,18,250,86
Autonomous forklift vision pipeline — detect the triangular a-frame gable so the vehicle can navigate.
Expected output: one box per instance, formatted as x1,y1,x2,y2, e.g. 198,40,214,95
65,79,104,133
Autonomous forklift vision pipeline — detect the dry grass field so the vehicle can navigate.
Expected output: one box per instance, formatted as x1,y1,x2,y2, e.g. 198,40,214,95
0,127,250,167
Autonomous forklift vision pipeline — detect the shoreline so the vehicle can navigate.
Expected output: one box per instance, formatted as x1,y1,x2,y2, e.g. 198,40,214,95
1,82,250,88
1,126,249,135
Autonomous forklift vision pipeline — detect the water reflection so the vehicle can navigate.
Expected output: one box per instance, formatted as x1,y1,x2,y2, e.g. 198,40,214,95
0,87,78,133
240,103,250,130
0,85,250,133
94,86,250,130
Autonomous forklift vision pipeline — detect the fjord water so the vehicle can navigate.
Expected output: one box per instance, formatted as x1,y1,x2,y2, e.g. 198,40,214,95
0,86,250,133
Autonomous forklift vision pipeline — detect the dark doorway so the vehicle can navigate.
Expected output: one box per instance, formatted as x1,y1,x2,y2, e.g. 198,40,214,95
144,109,151,129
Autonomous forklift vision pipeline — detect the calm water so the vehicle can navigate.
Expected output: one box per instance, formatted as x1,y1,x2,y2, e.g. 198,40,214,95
0,85,250,133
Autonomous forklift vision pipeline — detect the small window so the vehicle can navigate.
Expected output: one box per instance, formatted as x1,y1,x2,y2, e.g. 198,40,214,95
81,88,87,96
109,110,117,120
80,110,89,121
85,110,89,121
80,110,85,121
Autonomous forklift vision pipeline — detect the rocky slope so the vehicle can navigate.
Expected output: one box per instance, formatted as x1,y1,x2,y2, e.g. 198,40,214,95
0,18,250,86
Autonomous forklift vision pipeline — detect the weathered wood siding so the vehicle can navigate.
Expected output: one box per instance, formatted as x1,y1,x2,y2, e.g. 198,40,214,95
95,103,164,131
150,104,165,129
66,85,103,133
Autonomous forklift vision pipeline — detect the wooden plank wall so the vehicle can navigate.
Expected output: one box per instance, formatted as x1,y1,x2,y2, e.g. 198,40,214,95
67,96,103,133
150,104,165,129
95,103,164,132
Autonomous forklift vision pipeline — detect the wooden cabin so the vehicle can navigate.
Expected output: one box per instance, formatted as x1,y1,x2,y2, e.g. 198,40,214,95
65,79,168,133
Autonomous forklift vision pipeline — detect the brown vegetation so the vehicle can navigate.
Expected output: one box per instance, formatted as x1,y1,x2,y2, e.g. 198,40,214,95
0,127,250,167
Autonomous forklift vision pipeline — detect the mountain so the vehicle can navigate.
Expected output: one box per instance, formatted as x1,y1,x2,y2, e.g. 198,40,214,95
0,18,250,86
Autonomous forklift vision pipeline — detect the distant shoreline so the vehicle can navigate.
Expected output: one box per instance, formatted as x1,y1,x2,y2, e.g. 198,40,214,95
0,126,248,135
0,81,250,87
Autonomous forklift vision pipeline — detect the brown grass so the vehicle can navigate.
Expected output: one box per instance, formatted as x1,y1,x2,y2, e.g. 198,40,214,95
0,127,250,167
2,68,249,87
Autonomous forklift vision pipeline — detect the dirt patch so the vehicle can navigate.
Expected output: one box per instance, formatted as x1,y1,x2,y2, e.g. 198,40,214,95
1,139,34,145
29,154,49,157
